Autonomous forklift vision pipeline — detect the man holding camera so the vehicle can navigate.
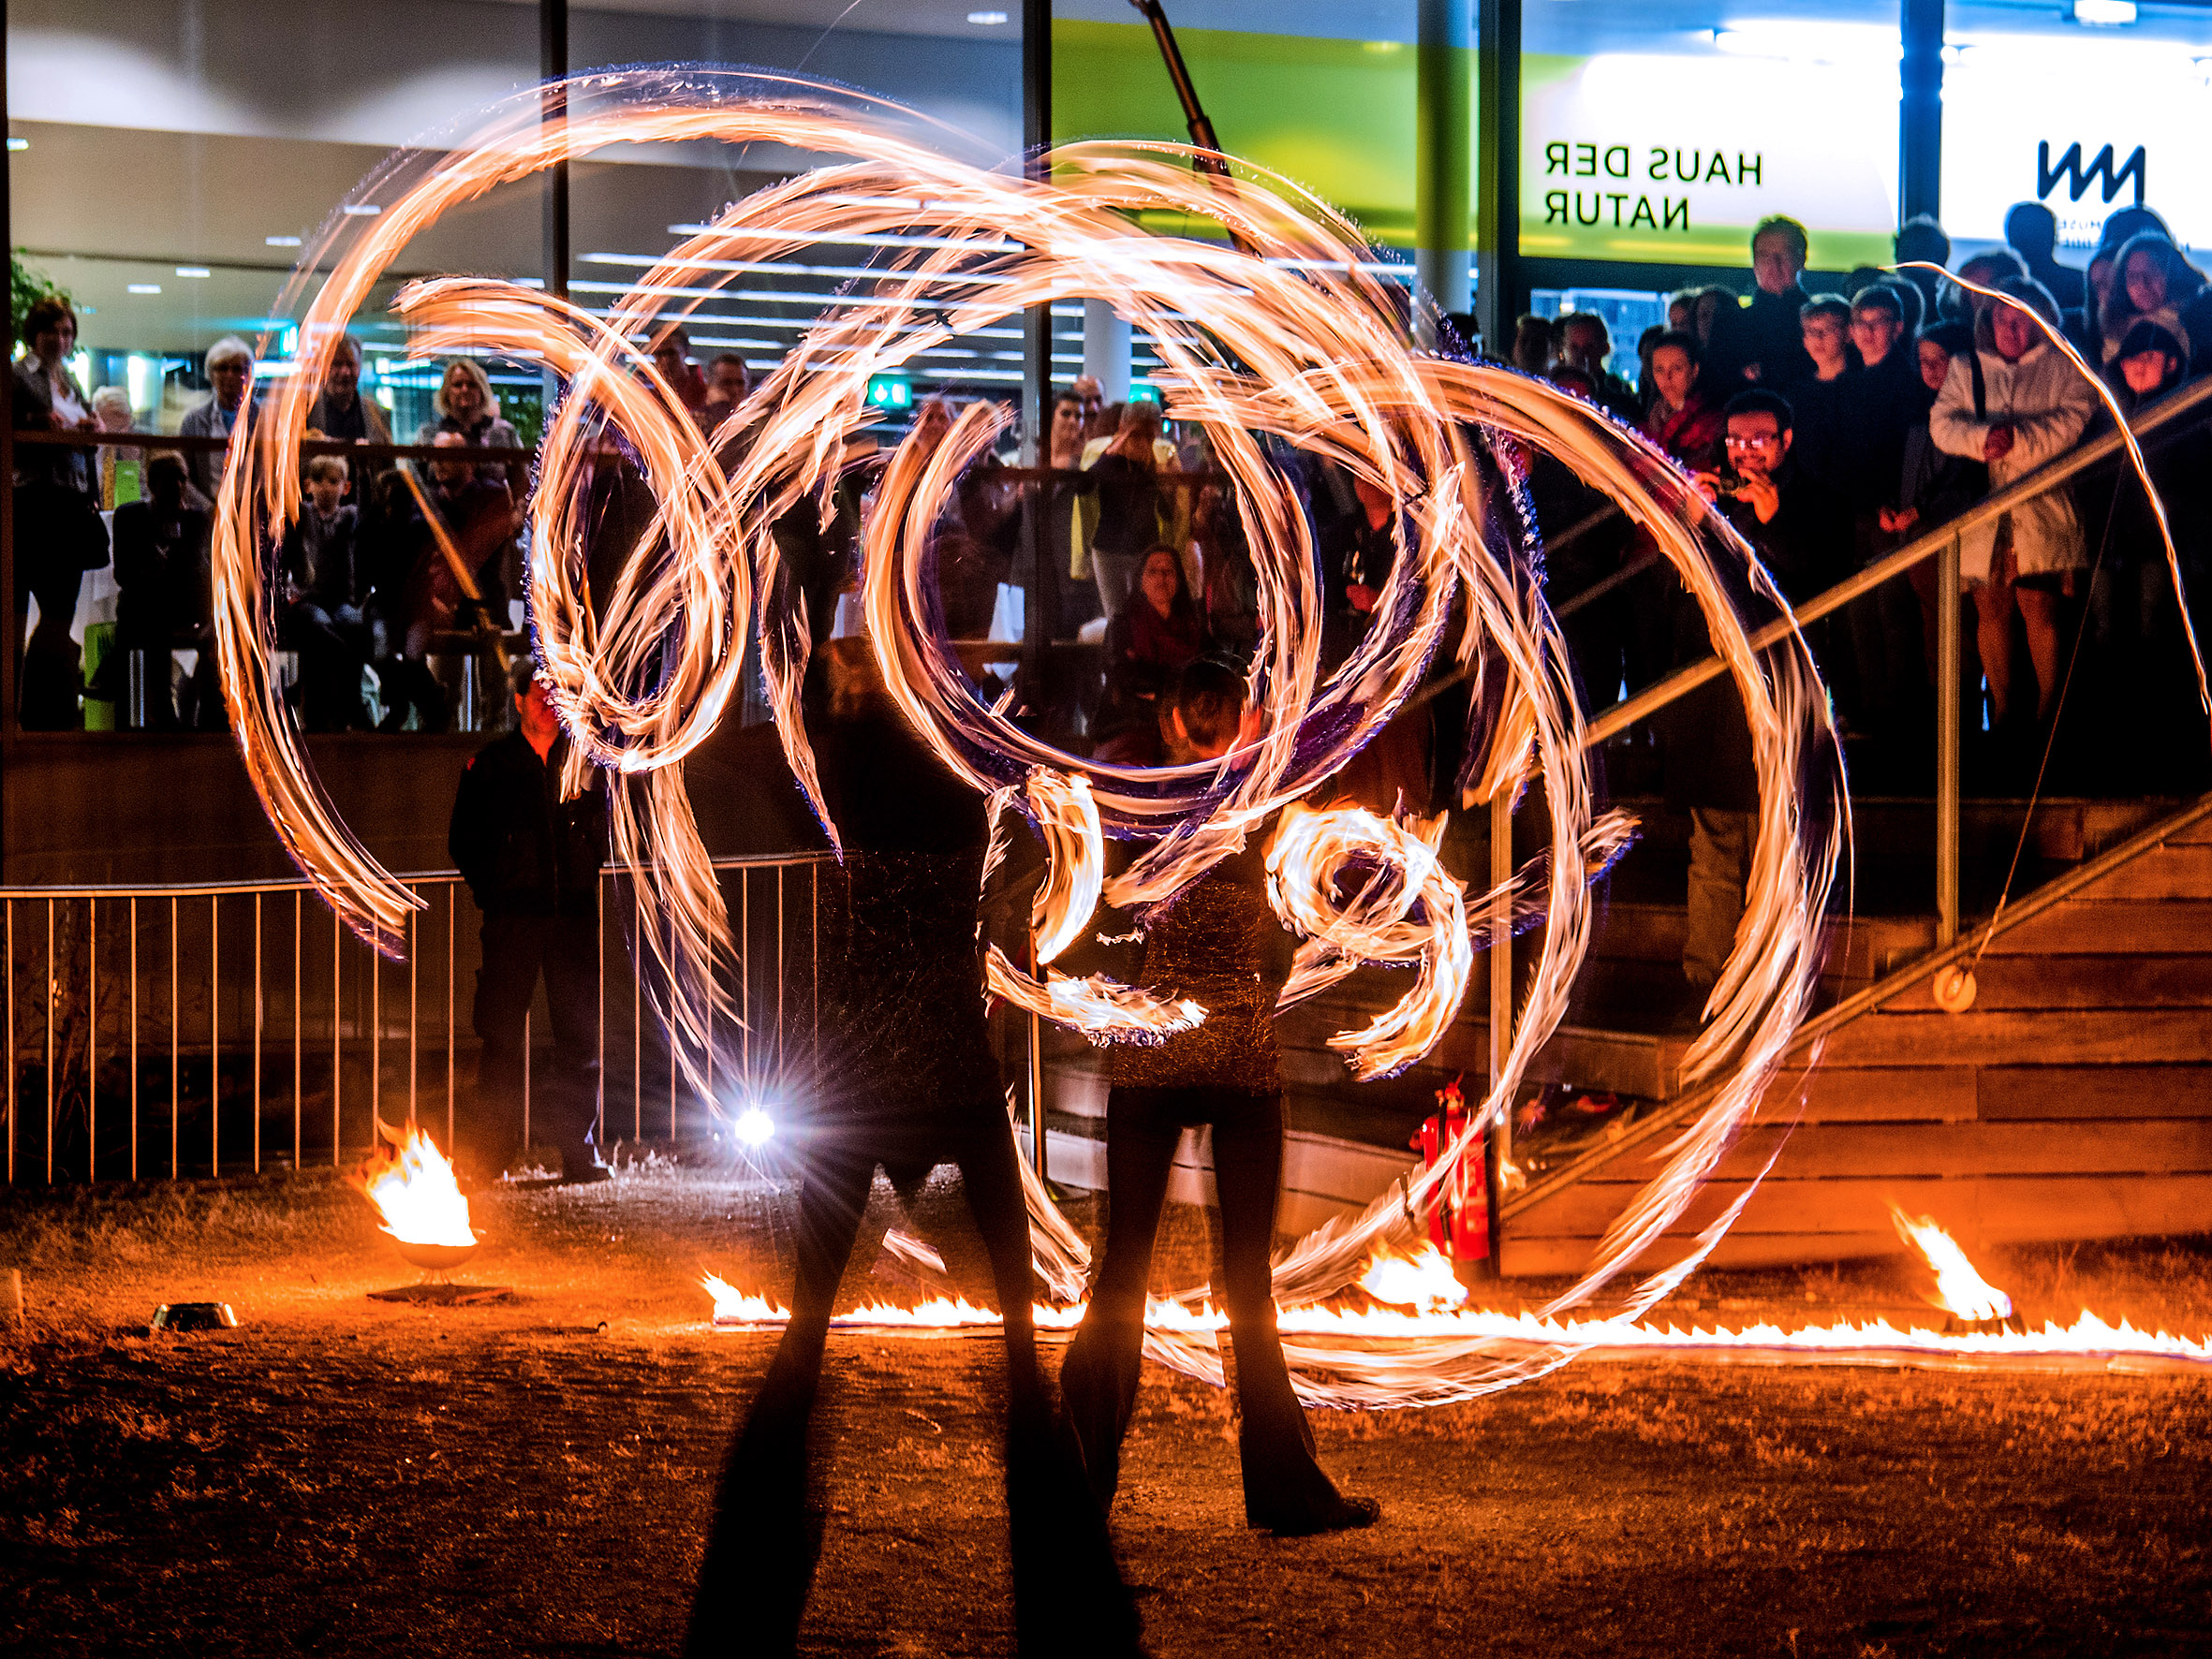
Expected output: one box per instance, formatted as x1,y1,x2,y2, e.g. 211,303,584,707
1662,389,1837,1000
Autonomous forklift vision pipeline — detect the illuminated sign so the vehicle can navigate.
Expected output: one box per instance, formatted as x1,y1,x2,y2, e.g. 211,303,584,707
1939,35,2212,253
1521,37,1900,271
865,374,912,411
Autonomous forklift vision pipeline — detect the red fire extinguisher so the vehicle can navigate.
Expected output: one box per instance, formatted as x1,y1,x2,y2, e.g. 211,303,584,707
1410,1075,1489,1264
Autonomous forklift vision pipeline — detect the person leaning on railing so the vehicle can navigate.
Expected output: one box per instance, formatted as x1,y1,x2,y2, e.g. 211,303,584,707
11,294,108,730
276,454,372,731
107,451,213,730
180,335,255,503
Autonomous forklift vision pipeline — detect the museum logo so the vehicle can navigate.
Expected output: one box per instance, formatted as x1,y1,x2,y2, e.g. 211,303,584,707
2036,141,2146,207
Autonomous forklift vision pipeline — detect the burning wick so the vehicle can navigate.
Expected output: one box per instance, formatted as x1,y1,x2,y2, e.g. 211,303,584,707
734,1108,775,1147
353,1123,477,1250
1892,1206,2014,1323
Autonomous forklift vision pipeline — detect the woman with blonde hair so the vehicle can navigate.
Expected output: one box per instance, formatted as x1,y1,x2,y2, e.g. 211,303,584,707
416,358,522,492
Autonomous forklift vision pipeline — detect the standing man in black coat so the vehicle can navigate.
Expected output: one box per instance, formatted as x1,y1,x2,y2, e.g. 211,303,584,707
1714,216,1820,392
449,662,610,1183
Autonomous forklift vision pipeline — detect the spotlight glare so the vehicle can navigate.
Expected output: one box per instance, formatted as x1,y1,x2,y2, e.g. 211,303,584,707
735,1107,774,1146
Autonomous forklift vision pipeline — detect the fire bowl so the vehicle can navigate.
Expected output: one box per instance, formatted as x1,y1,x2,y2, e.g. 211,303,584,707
151,1301,240,1334
390,1238,481,1273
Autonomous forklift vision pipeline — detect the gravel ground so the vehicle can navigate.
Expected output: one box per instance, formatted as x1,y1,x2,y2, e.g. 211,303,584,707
2,1163,2209,1658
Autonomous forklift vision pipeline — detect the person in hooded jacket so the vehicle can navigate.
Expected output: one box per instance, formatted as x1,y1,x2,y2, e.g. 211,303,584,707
1929,276,2098,731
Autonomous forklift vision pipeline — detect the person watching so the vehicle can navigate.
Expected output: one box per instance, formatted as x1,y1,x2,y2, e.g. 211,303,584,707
416,358,523,496
1510,313,1556,374
277,454,371,730
1930,278,2097,732
304,334,392,448
91,386,140,509
2098,234,2211,372
1731,215,1818,389
701,351,749,414
1880,320,1983,696
2003,201,2087,314
1670,389,1822,994
11,296,104,729
1894,214,1952,320
1084,401,1172,621
1942,249,2028,325
1094,544,1207,760
650,325,711,418
1061,659,1379,1540
1556,312,1640,420
109,451,210,729
448,660,611,1183
1667,288,1700,335
1643,329,1724,472
181,335,255,503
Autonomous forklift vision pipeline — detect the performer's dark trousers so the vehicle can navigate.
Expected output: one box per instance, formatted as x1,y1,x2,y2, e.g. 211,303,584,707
472,910,601,1173
686,1109,1137,1659
1062,1084,1342,1526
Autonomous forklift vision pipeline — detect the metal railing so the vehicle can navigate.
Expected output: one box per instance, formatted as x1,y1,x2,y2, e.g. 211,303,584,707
1,853,827,1184
1482,371,2212,1209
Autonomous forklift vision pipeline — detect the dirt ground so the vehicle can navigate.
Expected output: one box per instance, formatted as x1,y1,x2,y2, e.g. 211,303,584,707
2,1163,2209,1659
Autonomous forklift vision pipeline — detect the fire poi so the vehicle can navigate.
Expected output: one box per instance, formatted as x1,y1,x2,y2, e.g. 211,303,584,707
205,71,2201,1408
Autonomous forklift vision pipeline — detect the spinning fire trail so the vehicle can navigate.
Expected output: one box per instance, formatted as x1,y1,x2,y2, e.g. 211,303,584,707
218,69,1865,1405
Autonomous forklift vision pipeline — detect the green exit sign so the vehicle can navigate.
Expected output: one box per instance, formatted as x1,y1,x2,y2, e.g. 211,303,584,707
866,374,912,410
1126,382,1160,404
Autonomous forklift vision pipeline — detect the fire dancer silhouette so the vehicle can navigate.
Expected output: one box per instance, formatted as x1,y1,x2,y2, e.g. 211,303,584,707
686,652,1142,1658
1059,660,1381,1534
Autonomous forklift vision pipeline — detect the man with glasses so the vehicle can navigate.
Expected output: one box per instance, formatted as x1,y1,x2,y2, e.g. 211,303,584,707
1662,389,1835,1001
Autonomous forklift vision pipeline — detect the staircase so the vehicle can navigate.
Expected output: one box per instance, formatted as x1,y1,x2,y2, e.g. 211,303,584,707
1035,792,2212,1273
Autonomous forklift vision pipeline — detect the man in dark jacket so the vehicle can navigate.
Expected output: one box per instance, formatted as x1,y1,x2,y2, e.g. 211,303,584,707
1667,389,1828,993
449,662,609,1182
109,451,212,729
1722,216,1820,391
278,454,370,730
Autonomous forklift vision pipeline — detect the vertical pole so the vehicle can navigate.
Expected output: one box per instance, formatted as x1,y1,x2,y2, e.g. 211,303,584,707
330,907,341,1164
251,893,261,1173
1028,939,1048,1181
44,900,52,1182
293,890,302,1169
170,896,179,1179
1899,0,1945,225
369,916,380,1138
6,903,12,1185
541,0,570,308
208,897,218,1177
523,1007,531,1153
0,0,17,756
130,898,139,1182
1022,0,1054,461
1484,790,1512,1270
1936,534,1963,947
597,876,606,1150
1416,0,1475,340
774,867,786,1080
633,879,643,1137
87,901,96,1182
1472,0,1522,358
447,885,456,1149
406,903,418,1128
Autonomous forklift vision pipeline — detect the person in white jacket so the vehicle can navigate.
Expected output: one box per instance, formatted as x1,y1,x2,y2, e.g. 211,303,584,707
1929,276,2097,727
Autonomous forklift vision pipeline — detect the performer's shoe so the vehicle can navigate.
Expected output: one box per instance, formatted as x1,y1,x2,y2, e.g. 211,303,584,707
1253,1494,1381,1537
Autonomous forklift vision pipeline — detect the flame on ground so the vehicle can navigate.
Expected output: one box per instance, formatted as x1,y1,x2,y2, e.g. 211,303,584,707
353,1123,477,1249
701,1233,2212,1394
1891,1206,2014,1322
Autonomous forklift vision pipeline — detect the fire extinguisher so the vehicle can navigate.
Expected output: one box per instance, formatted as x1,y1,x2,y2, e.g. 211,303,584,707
1410,1075,1489,1264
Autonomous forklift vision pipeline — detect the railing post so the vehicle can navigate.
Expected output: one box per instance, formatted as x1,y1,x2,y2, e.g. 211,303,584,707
1936,533,1963,947
1484,787,1512,1270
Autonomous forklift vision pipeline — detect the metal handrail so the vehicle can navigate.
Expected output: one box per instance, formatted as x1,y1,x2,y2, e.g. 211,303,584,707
1500,785,2212,1223
0,850,832,903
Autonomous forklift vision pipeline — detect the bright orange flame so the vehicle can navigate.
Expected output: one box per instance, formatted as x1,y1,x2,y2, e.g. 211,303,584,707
354,1124,477,1249
1892,1206,2013,1322
1357,1245,1469,1312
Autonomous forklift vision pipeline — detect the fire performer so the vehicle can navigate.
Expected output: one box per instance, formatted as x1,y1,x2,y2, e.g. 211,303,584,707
686,648,1141,1659
1060,660,1381,1535
448,661,610,1184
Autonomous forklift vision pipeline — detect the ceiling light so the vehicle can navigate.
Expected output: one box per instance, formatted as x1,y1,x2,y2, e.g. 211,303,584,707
175,267,211,278
341,203,383,217
266,235,302,247
968,9,1009,22
2072,0,2136,22
6,138,26,152
127,284,163,295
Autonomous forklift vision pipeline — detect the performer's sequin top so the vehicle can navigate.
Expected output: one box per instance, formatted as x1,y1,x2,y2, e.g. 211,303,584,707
1107,836,1291,1094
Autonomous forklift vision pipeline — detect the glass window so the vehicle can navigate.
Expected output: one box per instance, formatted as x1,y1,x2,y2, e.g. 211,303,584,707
1939,4,2212,257
1521,1,1901,273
